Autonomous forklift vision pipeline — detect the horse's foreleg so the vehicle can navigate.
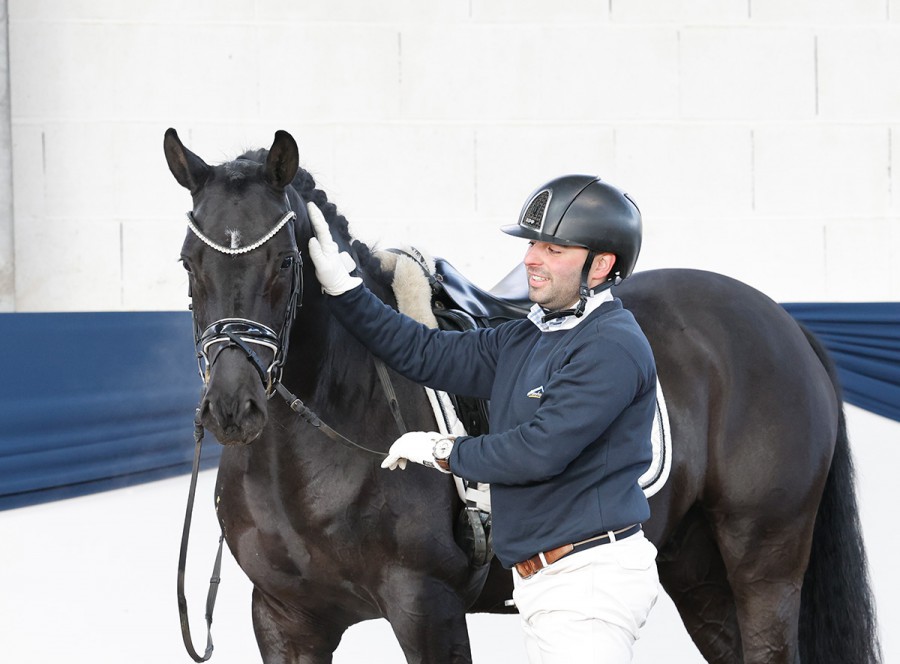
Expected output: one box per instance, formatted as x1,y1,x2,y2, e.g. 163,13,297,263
657,506,743,663
379,568,474,664
251,587,345,664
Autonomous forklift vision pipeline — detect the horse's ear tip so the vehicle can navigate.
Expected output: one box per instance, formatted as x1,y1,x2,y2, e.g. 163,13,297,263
274,129,297,146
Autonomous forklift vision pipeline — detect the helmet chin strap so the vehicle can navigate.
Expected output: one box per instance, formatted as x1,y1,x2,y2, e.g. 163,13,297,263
541,250,620,323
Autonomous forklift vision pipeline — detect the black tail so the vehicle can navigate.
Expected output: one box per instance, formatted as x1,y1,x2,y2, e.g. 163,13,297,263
798,326,882,664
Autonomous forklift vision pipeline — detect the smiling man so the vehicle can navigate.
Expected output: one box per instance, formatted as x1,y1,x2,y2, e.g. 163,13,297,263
524,239,616,312
309,175,660,663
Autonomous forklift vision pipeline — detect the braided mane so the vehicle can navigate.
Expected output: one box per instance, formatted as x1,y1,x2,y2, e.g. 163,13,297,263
237,148,389,284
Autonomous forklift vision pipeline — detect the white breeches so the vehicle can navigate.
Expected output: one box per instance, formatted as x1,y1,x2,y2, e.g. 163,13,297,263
511,531,660,663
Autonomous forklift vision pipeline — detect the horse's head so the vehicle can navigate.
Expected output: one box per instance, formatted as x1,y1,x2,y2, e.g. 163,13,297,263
164,128,307,445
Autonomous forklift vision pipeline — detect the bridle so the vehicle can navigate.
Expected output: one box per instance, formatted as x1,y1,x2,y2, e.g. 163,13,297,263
187,204,302,398
177,198,407,662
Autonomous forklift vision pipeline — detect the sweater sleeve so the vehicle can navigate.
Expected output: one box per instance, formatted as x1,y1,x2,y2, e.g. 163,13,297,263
451,333,652,484
326,284,501,399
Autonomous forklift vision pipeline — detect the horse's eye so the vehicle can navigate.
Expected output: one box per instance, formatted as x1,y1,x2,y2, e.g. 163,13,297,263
280,256,295,270
181,260,192,274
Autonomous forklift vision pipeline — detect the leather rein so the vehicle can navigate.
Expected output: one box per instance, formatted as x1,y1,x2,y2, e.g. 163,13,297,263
177,203,406,662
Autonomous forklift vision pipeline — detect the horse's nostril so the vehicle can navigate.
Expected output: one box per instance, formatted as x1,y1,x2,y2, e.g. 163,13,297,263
199,385,269,444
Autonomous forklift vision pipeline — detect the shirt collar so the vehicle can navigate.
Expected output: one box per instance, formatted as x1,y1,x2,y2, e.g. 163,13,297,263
527,289,614,332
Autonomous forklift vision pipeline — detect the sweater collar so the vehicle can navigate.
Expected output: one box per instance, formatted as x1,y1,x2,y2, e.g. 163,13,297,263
527,289,614,332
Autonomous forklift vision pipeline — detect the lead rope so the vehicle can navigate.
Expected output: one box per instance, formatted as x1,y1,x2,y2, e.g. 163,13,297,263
177,411,225,663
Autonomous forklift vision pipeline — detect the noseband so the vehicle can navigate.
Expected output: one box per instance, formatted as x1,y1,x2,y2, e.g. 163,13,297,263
196,319,284,396
186,206,302,398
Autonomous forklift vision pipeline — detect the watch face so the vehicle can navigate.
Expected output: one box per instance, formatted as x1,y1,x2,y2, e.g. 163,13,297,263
434,439,453,459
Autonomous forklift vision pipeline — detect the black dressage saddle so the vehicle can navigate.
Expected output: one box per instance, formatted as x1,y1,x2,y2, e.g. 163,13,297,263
427,259,532,437
433,259,531,330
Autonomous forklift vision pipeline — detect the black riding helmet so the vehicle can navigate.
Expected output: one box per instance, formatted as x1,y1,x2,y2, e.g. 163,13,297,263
502,175,643,319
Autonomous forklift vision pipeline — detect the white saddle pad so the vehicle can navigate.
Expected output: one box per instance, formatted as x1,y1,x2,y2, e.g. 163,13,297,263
639,381,672,498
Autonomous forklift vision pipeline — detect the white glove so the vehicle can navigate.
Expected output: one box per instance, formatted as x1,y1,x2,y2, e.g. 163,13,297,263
381,431,452,473
307,201,363,296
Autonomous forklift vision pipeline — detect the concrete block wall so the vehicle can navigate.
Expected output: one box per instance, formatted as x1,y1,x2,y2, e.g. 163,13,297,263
6,0,900,311
0,0,13,312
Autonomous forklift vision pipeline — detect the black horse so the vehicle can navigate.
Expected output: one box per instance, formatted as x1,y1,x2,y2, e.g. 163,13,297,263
164,128,880,663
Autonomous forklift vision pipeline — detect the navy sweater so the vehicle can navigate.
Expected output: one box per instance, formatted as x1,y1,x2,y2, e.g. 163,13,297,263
328,285,657,568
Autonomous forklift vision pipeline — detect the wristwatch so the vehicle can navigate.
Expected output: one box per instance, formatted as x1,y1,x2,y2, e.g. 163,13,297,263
432,437,454,471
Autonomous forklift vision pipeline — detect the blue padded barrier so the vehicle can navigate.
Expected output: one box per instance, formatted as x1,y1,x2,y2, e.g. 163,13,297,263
0,312,218,510
1,303,898,510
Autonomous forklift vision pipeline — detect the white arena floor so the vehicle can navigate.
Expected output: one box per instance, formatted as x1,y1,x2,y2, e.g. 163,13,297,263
1,405,896,663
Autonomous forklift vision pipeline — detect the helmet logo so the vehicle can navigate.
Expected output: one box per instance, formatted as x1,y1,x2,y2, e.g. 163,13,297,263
520,189,551,232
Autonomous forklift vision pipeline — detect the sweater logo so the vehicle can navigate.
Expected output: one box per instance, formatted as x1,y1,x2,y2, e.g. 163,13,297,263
526,385,544,399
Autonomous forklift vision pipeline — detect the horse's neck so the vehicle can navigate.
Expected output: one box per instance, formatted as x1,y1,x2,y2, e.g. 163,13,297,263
284,275,399,424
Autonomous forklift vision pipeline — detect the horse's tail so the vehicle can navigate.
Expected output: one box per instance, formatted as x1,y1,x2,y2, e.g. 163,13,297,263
797,325,882,664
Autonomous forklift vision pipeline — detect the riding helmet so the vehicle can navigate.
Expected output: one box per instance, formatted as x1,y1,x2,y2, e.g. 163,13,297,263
501,175,642,280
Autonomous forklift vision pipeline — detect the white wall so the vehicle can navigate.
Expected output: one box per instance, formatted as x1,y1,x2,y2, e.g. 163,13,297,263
0,0,14,310
7,1,900,311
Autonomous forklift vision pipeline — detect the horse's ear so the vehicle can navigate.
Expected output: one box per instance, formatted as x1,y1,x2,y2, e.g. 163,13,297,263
164,128,211,194
265,130,299,190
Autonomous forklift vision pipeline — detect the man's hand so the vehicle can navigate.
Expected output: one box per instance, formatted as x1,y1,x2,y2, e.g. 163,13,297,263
307,202,363,296
381,431,452,473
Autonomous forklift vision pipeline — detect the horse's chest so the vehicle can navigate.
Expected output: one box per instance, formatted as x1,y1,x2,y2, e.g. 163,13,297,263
216,455,374,587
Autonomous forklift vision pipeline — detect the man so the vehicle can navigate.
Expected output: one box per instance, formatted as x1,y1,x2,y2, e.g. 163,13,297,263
308,175,659,663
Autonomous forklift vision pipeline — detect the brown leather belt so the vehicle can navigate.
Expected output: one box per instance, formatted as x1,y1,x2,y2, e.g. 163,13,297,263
514,524,642,579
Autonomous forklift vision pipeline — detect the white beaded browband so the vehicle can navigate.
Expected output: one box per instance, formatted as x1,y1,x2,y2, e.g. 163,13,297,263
186,210,297,255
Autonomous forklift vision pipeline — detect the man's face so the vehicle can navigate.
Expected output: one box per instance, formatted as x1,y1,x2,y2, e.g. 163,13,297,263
523,241,589,311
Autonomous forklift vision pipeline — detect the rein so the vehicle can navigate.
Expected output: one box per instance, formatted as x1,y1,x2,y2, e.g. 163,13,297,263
274,372,402,457
176,413,224,662
177,202,406,661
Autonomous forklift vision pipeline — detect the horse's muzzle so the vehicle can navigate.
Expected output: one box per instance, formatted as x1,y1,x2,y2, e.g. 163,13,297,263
199,347,269,445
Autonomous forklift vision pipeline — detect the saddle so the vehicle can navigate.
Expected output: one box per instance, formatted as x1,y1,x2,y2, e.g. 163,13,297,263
429,259,531,438
432,259,532,330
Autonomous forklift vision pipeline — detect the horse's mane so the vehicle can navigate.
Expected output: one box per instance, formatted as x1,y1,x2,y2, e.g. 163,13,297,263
238,148,388,284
